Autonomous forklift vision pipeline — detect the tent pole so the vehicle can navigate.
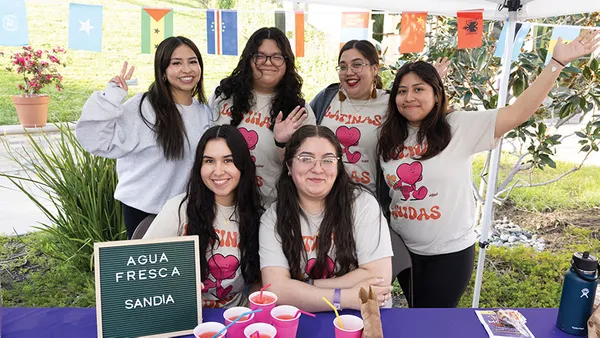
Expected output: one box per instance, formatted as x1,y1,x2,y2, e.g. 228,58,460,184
471,6,519,308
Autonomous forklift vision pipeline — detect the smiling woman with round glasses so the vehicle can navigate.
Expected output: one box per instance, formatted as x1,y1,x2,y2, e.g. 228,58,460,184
210,27,315,207
259,125,393,312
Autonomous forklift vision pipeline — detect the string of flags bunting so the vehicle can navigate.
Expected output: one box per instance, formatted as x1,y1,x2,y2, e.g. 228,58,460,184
0,0,594,61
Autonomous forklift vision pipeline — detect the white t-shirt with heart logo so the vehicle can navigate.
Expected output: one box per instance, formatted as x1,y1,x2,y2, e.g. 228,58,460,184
143,193,249,308
379,110,498,255
209,90,316,207
319,90,388,194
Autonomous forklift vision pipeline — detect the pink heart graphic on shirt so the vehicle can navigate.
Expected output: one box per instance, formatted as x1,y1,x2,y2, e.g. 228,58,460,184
208,254,239,280
336,126,361,148
238,127,259,151
305,256,335,279
412,186,428,200
396,162,424,185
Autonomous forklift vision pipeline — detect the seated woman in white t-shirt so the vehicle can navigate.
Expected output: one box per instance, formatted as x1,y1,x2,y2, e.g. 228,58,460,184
144,125,264,308
259,125,394,312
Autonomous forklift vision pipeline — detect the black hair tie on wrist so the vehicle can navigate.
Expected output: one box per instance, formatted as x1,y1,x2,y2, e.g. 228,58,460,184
551,57,566,67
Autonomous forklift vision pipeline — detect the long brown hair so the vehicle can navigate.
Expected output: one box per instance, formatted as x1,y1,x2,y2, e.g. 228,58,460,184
377,61,451,162
276,125,359,280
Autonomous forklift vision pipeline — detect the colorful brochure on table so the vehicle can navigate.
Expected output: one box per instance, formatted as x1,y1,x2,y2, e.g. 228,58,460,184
475,310,535,338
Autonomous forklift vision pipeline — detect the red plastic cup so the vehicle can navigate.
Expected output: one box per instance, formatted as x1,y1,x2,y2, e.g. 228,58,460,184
270,305,300,338
333,315,363,338
223,306,255,338
244,322,278,338
193,322,226,338
249,291,278,323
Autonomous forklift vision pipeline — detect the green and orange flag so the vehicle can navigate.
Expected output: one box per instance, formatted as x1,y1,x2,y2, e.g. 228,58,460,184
141,7,173,54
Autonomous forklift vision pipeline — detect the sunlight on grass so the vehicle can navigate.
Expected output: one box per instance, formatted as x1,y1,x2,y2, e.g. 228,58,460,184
472,153,600,211
0,0,338,125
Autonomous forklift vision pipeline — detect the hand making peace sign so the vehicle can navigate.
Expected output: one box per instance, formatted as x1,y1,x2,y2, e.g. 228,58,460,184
110,61,136,92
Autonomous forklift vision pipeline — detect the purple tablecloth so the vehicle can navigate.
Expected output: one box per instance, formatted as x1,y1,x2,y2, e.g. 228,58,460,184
2,307,583,337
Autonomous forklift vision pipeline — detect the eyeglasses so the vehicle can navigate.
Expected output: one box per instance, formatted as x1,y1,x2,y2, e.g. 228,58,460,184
336,62,371,74
294,155,340,169
252,53,287,67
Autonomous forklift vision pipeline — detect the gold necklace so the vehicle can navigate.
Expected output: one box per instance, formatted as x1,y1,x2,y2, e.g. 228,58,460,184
341,89,372,114
217,205,235,225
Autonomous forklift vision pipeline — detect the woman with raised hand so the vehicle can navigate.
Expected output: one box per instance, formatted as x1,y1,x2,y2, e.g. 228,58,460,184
310,39,449,194
76,36,212,239
260,125,393,312
377,30,600,308
144,125,263,308
210,27,315,207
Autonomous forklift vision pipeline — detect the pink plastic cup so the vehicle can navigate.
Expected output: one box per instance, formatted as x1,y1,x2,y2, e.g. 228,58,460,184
249,291,278,324
193,321,227,338
244,322,278,338
223,306,255,338
270,305,300,338
333,315,363,338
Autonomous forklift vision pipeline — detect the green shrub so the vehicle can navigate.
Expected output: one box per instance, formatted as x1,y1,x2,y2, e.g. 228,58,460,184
0,124,126,273
459,247,570,308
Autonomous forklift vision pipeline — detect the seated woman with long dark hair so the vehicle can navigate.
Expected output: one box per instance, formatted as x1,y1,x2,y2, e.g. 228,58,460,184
144,125,263,308
259,125,393,312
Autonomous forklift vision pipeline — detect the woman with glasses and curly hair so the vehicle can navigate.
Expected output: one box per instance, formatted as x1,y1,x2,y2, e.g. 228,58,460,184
259,125,393,312
209,27,315,207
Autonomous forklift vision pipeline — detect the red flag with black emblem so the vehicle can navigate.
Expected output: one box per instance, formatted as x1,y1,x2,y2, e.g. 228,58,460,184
457,10,483,49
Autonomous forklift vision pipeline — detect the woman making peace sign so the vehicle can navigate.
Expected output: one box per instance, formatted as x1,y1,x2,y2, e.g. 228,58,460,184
76,36,212,238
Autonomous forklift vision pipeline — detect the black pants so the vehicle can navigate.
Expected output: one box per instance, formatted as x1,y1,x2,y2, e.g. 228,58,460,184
122,203,155,239
398,244,475,308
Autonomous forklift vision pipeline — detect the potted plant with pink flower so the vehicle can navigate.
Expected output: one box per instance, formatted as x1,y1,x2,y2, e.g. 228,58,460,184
1,46,66,127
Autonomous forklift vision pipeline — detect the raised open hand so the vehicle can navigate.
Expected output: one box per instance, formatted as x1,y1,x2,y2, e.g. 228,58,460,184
552,29,600,65
433,57,451,78
109,61,135,91
273,105,307,144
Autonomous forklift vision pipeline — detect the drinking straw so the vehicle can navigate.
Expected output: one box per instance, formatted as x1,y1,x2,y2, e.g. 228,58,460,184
212,308,263,338
294,309,316,319
250,330,260,338
259,283,272,302
322,296,344,329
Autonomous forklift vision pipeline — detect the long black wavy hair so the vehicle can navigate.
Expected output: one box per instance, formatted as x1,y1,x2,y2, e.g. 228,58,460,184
276,125,359,281
214,27,305,131
377,61,451,162
140,36,207,160
181,125,263,283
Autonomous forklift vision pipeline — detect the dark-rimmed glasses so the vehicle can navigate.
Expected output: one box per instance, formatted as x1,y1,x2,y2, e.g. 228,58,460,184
252,53,287,67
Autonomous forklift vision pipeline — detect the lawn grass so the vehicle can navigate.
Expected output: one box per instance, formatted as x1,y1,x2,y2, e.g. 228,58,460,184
472,153,600,211
0,0,338,125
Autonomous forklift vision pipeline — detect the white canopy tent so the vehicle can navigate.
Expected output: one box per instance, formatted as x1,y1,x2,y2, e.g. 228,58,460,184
299,0,600,307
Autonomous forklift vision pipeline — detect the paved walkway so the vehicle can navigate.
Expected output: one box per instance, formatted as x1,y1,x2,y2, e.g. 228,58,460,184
0,123,598,235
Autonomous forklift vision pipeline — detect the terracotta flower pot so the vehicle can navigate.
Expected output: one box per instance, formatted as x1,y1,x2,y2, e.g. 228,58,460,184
10,95,50,128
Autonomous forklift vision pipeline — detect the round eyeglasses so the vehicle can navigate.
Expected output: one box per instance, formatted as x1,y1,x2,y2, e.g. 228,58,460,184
335,62,371,74
294,155,340,169
252,53,287,67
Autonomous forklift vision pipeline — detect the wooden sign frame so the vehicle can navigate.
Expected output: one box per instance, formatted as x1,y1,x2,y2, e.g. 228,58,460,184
94,236,202,338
